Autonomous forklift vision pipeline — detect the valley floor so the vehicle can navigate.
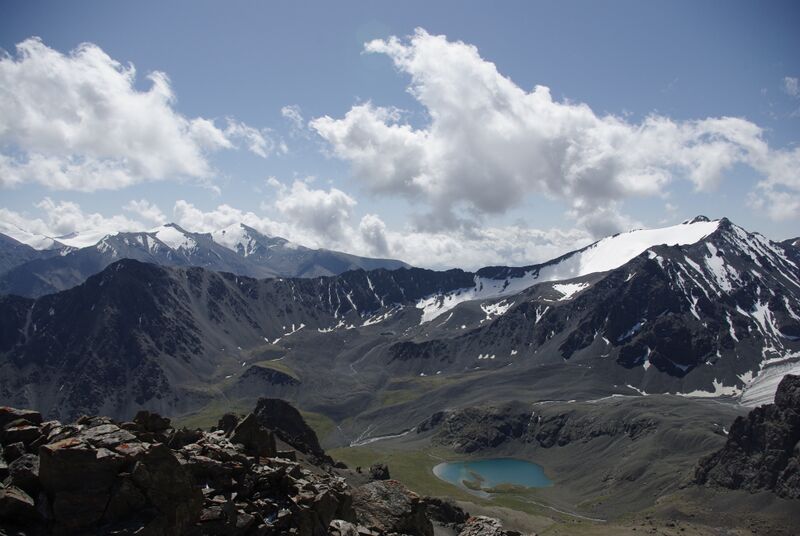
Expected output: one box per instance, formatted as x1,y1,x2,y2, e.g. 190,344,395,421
329,437,799,536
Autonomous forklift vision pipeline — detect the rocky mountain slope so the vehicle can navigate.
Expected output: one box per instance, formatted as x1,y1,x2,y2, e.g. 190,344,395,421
0,223,409,297
0,216,798,440
0,399,513,536
0,259,473,420
695,374,800,498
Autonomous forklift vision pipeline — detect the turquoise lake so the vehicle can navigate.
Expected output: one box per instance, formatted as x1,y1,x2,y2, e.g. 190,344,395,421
433,458,552,495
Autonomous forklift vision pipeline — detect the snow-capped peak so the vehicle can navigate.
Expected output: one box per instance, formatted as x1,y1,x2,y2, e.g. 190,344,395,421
150,223,197,252
211,223,258,257
417,217,721,323
56,229,120,249
0,224,62,251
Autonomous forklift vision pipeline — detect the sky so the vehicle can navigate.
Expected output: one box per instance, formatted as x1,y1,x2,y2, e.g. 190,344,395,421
1,0,799,270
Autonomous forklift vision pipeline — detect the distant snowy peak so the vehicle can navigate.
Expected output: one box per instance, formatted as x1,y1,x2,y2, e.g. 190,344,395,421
210,223,297,257
211,224,257,256
417,217,722,323
0,225,64,251
150,224,198,252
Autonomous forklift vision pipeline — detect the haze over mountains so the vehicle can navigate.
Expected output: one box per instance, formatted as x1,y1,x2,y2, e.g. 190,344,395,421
0,222,409,297
2,213,799,534
1,215,797,427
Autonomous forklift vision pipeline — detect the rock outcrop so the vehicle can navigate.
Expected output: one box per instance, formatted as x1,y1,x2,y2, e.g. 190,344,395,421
695,374,800,498
0,402,435,535
0,399,495,535
457,516,523,536
252,398,330,463
352,480,434,536
422,401,656,453
368,463,390,481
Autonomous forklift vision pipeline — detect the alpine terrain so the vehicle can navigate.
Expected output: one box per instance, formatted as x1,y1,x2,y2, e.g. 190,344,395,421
1,215,798,535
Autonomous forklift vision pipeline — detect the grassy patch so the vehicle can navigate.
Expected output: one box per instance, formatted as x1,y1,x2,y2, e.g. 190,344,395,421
252,360,300,381
379,389,422,408
329,445,582,524
173,397,255,430
329,445,480,502
301,410,337,443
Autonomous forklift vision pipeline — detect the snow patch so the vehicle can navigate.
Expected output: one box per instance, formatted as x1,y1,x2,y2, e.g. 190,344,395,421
480,299,513,321
212,223,257,256
551,282,590,300
152,225,197,251
740,354,800,407
416,219,718,323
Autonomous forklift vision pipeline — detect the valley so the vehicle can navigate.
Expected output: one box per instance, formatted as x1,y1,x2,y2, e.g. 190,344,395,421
1,216,799,534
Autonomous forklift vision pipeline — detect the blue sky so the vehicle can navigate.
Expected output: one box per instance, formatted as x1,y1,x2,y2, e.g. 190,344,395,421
1,1,799,268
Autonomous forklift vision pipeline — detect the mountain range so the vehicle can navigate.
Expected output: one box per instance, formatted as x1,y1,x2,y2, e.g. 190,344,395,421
0,222,409,297
0,216,798,433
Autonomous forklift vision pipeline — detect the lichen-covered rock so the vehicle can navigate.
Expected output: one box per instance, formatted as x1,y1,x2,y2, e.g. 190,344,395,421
353,480,433,536
458,516,522,536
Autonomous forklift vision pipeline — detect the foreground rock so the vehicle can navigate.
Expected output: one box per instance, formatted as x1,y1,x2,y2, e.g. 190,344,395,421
252,398,331,463
353,479,433,536
458,516,523,536
0,398,509,535
695,374,800,498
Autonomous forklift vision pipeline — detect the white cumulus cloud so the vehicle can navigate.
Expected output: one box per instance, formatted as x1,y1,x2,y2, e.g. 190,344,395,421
269,179,357,243
311,29,800,232
123,199,167,226
0,37,274,192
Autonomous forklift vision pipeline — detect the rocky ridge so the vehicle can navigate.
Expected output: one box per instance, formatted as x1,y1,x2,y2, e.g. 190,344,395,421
695,374,800,498
0,400,516,535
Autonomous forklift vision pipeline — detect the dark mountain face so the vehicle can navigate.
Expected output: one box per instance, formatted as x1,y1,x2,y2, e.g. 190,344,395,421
782,237,800,249
0,217,798,438
0,260,472,420
0,223,410,297
695,374,800,498
376,219,800,398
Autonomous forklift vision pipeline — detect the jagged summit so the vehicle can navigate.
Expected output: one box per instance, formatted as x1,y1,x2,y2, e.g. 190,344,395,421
0,221,409,297
1,215,798,424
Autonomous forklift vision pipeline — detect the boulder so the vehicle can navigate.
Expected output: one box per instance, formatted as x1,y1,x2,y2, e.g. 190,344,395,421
421,496,468,528
2,442,26,463
252,398,330,462
458,516,522,536
231,413,277,458
352,480,433,536
0,485,37,522
134,410,171,433
0,407,42,429
38,423,201,533
5,453,40,495
216,413,239,436
1,419,42,447
329,519,360,536
368,463,390,481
